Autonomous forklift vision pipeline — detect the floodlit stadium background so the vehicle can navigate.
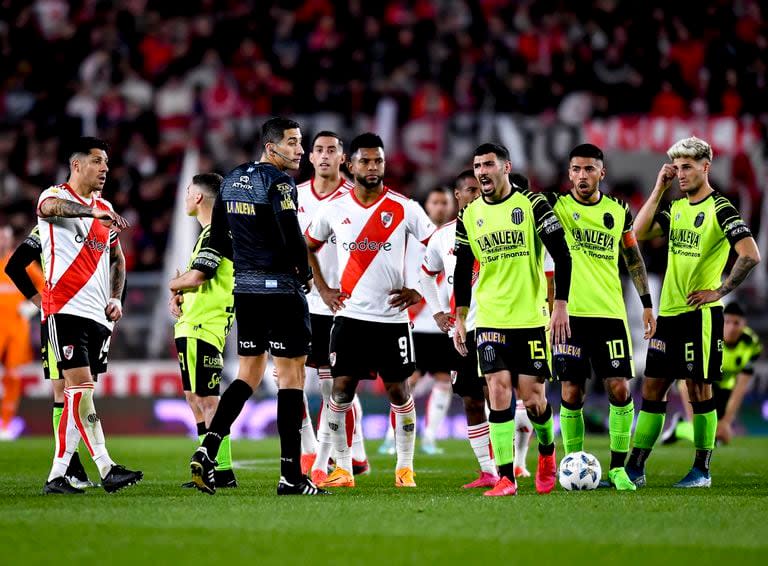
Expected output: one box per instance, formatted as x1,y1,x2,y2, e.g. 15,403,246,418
1,1,766,439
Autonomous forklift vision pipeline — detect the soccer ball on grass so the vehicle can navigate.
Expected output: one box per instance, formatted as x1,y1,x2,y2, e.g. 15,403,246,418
558,451,601,491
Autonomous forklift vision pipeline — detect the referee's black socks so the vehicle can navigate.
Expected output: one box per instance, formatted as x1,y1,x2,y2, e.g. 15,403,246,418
277,388,304,484
202,379,253,459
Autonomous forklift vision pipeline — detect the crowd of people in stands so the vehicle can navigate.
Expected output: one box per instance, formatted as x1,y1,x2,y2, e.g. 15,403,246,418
0,0,765,270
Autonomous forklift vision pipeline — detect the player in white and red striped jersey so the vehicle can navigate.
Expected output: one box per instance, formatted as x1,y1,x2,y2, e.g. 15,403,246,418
295,131,369,483
405,187,456,456
419,170,498,487
306,133,434,489
37,136,142,495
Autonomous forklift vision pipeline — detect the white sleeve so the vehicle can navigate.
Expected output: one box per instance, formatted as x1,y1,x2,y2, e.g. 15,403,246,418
418,235,449,314
306,203,332,245
406,199,435,244
36,185,66,218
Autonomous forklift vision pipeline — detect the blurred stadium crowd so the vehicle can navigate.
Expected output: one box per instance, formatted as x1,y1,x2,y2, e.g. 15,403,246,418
0,0,766,274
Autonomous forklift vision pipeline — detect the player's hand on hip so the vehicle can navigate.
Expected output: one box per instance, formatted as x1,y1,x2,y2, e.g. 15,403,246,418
686,289,721,308
169,293,183,318
642,307,657,339
550,299,570,345
433,311,453,333
453,318,468,357
320,287,347,312
105,298,123,321
388,288,422,311
94,209,129,232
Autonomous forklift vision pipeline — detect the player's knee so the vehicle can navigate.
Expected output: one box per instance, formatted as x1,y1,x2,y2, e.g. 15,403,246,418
463,397,486,423
523,396,546,416
383,382,409,406
560,382,584,405
686,382,712,403
606,379,631,405
641,377,669,401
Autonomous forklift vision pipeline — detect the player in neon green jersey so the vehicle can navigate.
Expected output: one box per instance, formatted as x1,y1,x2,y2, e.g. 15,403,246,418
662,302,763,445
453,143,572,496
169,173,237,488
547,144,656,491
629,136,761,488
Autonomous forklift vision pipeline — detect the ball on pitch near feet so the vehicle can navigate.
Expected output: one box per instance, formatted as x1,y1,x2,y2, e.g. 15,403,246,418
558,451,601,491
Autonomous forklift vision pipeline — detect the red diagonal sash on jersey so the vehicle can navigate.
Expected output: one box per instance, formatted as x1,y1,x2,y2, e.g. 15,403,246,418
340,199,405,297
43,213,110,316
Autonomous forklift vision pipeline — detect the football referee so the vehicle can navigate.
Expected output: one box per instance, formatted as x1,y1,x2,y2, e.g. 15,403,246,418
189,117,328,496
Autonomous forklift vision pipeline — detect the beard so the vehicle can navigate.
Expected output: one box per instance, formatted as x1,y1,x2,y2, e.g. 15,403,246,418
355,173,382,189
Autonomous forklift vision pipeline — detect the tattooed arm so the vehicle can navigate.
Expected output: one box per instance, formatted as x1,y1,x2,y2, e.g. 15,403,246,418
620,233,656,338
687,237,761,307
716,238,761,297
38,198,129,232
106,240,126,322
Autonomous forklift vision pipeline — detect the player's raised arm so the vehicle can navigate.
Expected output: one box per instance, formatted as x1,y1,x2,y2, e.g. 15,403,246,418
635,164,677,240
38,195,129,232
531,193,571,344
269,178,312,291
618,203,656,339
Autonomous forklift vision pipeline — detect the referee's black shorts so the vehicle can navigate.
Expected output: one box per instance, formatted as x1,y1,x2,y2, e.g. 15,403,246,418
234,292,311,358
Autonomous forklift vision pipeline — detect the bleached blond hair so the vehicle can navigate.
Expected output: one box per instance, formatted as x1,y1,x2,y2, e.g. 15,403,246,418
667,136,713,162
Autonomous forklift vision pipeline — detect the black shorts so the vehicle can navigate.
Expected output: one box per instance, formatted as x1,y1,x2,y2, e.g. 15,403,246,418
40,321,59,380
645,307,723,382
451,330,486,401
413,331,457,374
329,316,415,382
712,385,731,420
234,292,311,358
175,337,223,396
475,326,551,379
554,316,634,382
46,314,111,376
307,314,333,368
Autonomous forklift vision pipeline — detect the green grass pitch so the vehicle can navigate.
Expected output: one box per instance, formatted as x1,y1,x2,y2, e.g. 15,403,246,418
1,436,767,565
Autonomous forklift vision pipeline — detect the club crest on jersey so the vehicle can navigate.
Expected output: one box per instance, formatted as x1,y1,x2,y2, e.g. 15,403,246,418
63,345,74,360
603,213,614,229
381,211,394,228
511,207,524,225
694,212,705,228
675,212,681,221
572,212,580,221
476,218,484,227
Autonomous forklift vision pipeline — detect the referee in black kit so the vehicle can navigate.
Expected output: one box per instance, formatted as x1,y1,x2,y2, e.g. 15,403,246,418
189,117,328,496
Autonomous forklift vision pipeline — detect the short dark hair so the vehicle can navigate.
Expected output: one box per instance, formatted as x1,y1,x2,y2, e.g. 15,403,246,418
262,117,300,146
312,130,343,148
473,143,510,162
724,302,745,317
68,137,109,163
454,169,476,189
509,173,529,190
569,143,604,162
192,172,223,197
349,132,384,156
